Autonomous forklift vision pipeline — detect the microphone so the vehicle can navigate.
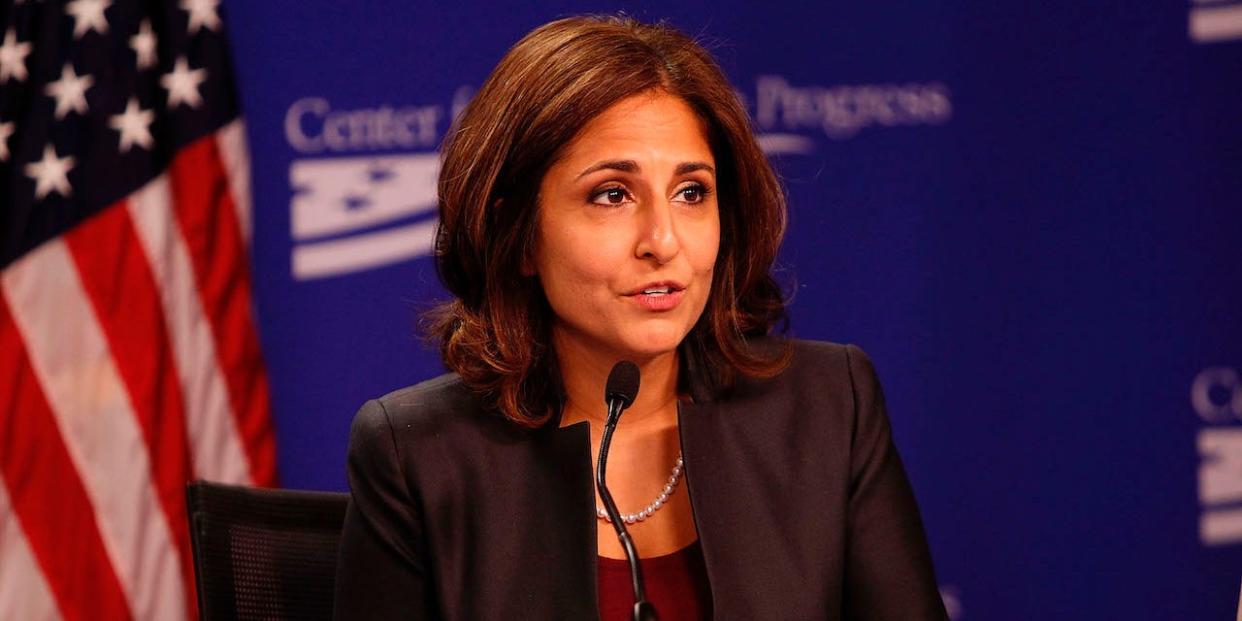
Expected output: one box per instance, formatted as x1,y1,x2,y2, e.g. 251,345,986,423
597,361,659,621
604,360,640,424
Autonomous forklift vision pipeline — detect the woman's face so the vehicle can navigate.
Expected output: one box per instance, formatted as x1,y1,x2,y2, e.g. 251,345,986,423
533,91,720,363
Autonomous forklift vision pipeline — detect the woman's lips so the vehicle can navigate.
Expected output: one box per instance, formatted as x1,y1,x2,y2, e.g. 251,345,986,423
626,288,685,311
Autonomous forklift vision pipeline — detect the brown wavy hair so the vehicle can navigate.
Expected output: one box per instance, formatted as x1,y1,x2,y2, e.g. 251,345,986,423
430,15,790,428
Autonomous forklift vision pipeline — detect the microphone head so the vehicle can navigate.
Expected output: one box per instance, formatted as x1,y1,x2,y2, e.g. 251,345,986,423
604,360,640,410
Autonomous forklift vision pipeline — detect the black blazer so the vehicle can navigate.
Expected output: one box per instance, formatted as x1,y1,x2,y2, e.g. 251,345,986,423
334,340,947,620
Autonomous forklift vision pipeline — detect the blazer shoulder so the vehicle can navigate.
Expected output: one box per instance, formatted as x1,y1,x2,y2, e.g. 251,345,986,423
753,339,883,421
782,338,872,386
375,372,473,413
717,338,866,410
354,372,530,456
787,338,847,361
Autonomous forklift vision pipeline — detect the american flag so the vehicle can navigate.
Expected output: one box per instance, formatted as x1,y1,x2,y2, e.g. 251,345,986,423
0,1,277,619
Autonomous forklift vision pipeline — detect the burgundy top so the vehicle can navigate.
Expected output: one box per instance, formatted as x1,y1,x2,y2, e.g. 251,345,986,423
597,540,712,621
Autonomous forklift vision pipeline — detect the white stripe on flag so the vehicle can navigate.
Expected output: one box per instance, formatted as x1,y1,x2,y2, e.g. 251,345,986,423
217,119,253,245
1,241,187,621
128,175,252,485
0,478,63,621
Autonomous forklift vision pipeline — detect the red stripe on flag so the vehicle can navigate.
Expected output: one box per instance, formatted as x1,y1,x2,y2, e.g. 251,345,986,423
63,202,199,621
168,133,277,486
0,294,134,621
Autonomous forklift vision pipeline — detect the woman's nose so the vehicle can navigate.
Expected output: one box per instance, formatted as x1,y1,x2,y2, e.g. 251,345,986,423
634,200,680,264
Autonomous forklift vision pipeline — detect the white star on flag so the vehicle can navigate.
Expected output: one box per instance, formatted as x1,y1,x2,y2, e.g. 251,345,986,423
181,0,221,34
130,19,158,70
0,28,32,83
0,121,14,162
46,63,94,119
161,56,207,108
109,97,155,153
66,0,112,39
24,144,76,199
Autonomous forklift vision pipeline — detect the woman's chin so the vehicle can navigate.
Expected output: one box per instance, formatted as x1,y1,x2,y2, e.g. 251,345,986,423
617,328,690,359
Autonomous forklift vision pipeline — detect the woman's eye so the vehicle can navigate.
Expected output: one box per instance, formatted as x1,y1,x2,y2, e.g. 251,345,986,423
675,184,709,204
590,187,630,206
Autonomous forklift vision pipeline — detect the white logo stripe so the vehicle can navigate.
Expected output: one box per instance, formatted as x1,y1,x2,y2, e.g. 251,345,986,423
128,175,252,485
1,241,187,620
0,478,63,621
292,218,437,280
756,133,817,155
1190,4,1242,42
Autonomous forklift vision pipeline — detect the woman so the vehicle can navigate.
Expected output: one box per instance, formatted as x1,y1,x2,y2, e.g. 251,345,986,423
334,15,946,621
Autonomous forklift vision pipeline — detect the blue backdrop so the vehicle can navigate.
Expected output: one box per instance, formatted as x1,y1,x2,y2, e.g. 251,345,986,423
219,2,1242,618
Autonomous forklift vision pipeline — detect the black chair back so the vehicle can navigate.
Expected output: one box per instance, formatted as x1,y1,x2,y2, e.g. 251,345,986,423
185,481,349,621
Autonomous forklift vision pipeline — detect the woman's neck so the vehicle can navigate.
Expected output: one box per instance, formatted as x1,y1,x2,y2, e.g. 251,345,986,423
554,330,681,429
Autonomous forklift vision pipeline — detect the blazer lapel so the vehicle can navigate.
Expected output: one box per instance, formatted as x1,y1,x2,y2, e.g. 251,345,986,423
534,420,601,619
678,395,786,620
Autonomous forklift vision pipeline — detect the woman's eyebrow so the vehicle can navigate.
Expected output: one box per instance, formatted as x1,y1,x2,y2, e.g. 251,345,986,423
576,159,638,180
675,161,715,176
575,159,716,180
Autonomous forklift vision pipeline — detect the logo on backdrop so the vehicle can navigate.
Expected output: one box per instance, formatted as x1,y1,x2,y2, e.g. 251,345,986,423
283,88,472,280
744,76,952,154
1188,0,1242,44
281,79,951,279
1193,366,1242,546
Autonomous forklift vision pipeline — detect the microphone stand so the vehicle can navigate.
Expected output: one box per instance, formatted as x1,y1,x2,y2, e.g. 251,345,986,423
597,397,659,621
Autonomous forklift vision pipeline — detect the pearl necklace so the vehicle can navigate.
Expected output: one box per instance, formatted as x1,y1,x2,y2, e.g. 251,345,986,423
595,454,683,524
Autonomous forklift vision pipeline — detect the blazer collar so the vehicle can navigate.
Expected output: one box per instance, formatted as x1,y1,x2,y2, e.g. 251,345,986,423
530,340,741,614
540,341,721,432
537,394,726,616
